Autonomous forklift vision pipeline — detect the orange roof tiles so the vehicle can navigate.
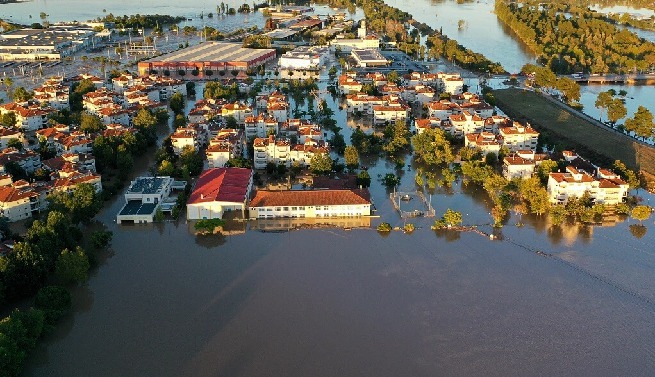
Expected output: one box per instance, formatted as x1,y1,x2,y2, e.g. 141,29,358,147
249,189,370,207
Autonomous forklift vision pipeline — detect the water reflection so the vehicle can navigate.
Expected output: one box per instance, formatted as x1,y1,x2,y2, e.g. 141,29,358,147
251,216,372,231
433,228,461,242
629,223,648,239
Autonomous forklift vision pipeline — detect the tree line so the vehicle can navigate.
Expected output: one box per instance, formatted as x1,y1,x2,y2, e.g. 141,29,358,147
495,0,655,74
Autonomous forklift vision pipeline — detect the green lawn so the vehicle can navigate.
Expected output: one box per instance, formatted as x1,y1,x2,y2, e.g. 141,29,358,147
493,88,655,189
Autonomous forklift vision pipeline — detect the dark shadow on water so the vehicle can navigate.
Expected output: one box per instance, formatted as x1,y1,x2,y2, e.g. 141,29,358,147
193,233,227,249
629,224,647,239
547,225,564,246
433,229,461,242
27,284,93,369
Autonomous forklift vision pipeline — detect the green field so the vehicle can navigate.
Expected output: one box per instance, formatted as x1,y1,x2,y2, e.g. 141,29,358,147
493,88,655,189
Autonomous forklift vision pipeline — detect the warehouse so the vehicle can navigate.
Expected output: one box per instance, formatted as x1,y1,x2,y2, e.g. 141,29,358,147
137,42,276,78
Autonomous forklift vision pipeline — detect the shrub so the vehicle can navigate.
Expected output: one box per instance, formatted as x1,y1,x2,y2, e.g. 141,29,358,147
377,222,392,232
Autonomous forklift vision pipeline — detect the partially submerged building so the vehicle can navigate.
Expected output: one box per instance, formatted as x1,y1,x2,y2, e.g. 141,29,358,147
116,176,174,224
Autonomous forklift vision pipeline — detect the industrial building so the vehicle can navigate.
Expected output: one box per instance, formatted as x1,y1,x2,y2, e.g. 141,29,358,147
137,42,276,78
351,49,388,68
0,27,96,61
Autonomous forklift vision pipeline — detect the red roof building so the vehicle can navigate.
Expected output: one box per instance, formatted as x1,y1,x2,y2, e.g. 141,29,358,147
186,168,254,220
248,189,371,219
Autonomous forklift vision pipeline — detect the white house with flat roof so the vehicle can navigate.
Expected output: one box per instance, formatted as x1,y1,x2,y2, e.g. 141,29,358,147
117,176,174,224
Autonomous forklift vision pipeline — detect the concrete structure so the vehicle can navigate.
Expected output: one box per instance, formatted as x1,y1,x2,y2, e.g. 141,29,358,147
351,48,388,68
330,36,380,53
0,27,95,60
248,189,371,219
279,46,330,71
137,42,276,78
117,176,173,224
186,168,253,220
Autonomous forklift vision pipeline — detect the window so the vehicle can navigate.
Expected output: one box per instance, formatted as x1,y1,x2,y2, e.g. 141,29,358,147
283,207,289,211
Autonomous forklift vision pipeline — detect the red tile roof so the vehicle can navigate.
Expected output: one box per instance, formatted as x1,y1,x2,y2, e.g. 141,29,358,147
187,168,252,205
249,189,370,207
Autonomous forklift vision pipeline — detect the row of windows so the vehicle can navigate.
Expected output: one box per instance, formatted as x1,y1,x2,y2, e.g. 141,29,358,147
262,206,362,211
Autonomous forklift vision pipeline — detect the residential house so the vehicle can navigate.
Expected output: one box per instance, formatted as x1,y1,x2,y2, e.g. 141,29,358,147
547,166,629,204
498,123,539,152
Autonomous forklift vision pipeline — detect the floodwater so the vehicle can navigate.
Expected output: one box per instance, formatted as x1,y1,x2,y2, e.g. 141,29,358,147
10,0,655,375
23,161,655,376
383,0,655,119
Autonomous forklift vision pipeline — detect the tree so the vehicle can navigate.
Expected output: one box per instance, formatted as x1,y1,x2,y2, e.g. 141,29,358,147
1,112,17,128
179,145,203,176
555,76,580,102
6,138,22,151
442,208,463,227
412,128,454,166
310,152,332,174
172,114,187,129
47,183,102,224
80,112,104,134
356,170,371,188
12,86,33,102
169,92,185,115
612,160,640,188
90,230,113,249
133,108,158,147
2,242,48,300
116,145,134,179
386,70,400,84
607,98,627,125
158,159,175,176
631,205,652,223
330,133,346,155
34,286,71,328
536,159,558,184
383,119,410,157
344,145,359,169
382,173,400,188
224,116,238,129
624,106,654,139
55,247,90,285
595,90,614,122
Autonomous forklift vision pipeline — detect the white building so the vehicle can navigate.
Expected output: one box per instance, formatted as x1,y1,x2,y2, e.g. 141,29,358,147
373,105,409,125
279,46,330,71
351,48,388,68
248,189,371,219
547,166,629,205
498,123,539,152
186,168,253,220
117,176,174,224
0,103,54,132
503,154,535,180
464,132,502,156
0,183,39,222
